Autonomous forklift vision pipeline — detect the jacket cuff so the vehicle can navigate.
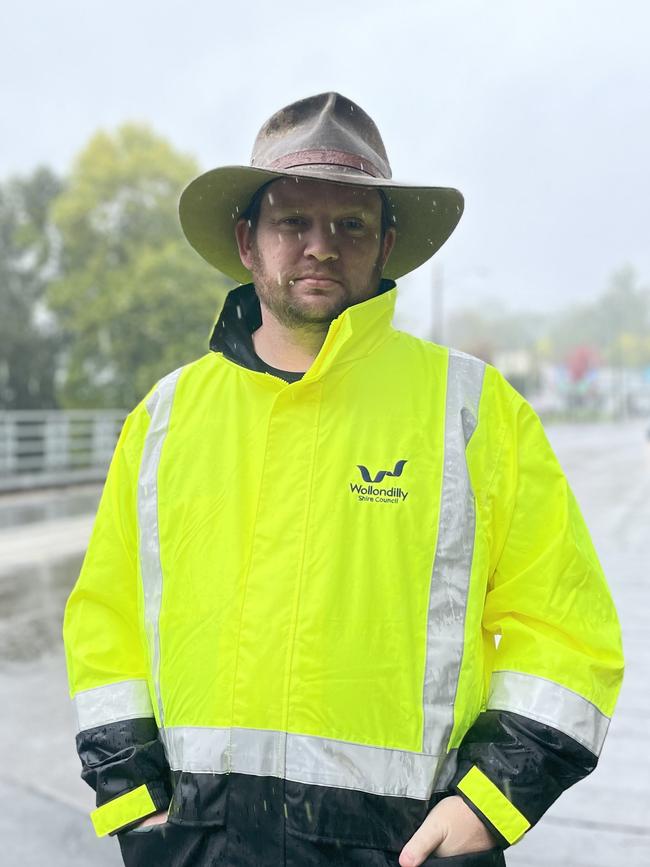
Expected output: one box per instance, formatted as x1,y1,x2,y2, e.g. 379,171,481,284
91,781,170,837
76,716,173,831
453,766,529,847
450,709,598,847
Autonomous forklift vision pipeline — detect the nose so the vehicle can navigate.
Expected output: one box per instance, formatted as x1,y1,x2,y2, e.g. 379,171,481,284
302,221,339,262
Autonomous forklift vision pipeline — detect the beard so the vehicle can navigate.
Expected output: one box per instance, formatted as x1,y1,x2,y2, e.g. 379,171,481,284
248,246,385,329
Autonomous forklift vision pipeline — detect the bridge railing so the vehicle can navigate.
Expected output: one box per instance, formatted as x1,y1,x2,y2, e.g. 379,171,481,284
0,410,127,492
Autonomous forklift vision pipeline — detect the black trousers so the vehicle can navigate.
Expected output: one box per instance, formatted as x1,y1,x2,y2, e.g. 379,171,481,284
117,823,506,867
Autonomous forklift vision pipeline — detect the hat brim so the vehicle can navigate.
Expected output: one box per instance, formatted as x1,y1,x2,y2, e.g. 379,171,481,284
178,164,464,283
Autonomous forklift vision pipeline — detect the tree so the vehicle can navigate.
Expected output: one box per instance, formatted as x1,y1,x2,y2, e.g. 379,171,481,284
446,299,548,362
546,265,650,367
48,124,232,408
0,167,64,409
597,266,650,367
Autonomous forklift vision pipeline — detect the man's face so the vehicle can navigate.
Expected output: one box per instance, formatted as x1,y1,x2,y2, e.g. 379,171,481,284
235,177,396,328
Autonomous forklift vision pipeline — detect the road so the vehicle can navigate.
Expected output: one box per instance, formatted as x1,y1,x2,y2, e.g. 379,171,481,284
0,424,648,866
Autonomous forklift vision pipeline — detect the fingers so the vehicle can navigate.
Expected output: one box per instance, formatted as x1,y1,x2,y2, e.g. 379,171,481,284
399,796,498,864
138,809,169,828
398,809,446,867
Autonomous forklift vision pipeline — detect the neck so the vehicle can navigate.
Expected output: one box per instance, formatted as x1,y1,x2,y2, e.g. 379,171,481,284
252,304,328,371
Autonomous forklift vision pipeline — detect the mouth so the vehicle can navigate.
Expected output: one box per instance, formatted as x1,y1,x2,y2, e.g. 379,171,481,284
292,275,341,289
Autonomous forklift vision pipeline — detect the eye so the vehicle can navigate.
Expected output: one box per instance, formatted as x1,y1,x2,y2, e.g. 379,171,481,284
341,218,365,231
279,216,306,227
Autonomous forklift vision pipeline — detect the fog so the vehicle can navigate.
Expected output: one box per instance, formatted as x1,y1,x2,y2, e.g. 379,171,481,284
2,0,649,333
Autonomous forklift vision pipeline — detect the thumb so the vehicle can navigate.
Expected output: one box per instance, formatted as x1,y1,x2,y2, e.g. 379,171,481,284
399,811,446,867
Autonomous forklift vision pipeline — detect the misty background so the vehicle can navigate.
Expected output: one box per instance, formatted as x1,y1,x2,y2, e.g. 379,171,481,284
3,0,649,319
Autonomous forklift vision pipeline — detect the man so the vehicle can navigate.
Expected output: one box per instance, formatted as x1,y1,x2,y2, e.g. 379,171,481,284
62,93,624,867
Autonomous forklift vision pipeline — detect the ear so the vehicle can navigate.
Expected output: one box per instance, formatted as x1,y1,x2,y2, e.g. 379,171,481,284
381,226,397,268
235,218,255,270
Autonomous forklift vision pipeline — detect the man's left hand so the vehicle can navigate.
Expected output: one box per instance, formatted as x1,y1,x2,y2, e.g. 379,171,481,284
398,795,497,866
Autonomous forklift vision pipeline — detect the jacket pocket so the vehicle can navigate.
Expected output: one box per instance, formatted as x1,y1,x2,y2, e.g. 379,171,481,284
167,770,228,825
117,822,214,867
123,820,169,834
117,822,175,867
421,849,505,866
284,780,434,852
284,783,505,866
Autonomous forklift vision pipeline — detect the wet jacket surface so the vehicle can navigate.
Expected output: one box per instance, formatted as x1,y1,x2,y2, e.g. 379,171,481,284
62,281,624,865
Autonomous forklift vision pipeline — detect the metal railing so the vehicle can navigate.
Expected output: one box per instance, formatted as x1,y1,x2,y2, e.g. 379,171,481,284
0,410,127,492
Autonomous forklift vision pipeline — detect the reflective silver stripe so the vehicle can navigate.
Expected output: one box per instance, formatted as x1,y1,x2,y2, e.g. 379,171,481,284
422,350,485,755
139,367,184,726
488,670,610,756
161,727,447,799
73,679,153,733
288,731,441,797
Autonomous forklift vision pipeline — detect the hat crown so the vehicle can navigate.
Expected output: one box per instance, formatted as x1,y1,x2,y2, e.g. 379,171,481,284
250,92,392,180
179,92,464,284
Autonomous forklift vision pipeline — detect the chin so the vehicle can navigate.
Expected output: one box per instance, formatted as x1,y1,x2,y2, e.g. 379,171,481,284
293,290,344,309
287,300,344,325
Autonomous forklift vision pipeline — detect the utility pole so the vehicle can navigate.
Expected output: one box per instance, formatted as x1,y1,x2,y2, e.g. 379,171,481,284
431,263,444,345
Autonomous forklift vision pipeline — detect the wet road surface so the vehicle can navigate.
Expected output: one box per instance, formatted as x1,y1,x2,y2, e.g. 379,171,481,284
0,423,648,866
0,483,100,531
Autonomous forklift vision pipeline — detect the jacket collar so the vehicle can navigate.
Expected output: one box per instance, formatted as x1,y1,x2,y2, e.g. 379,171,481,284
210,280,397,382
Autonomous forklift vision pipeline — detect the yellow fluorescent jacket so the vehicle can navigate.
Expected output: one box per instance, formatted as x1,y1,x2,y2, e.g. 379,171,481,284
62,284,623,840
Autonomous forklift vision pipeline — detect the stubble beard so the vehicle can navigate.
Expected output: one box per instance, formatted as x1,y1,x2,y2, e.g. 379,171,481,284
249,245,385,330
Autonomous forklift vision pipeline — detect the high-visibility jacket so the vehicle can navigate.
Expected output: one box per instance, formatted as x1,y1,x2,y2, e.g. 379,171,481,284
62,280,623,863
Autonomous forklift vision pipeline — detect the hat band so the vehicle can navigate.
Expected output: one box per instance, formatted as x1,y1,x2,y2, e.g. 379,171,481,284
266,149,383,178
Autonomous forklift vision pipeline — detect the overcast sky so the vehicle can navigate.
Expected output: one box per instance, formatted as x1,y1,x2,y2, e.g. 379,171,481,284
2,0,648,336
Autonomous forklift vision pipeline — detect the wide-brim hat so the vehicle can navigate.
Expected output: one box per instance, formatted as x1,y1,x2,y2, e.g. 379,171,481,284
179,92,464,283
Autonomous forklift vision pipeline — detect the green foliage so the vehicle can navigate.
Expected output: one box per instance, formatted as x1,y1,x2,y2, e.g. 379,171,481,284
48,123,232,409
547,266,650,366
447,266,650,370
446,298,548,364
0,167,64,409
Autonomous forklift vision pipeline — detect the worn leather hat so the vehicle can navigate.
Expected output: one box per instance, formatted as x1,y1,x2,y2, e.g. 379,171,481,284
179,92,464,282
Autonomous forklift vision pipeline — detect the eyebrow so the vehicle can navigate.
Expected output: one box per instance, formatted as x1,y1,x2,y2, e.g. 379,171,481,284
270,203,380,217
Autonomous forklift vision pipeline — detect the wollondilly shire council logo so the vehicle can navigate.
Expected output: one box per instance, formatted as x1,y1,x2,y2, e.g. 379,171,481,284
349,459,409,504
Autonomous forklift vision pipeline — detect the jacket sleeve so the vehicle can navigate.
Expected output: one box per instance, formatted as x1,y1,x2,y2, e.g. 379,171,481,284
62,397,172,837
450,372,624,848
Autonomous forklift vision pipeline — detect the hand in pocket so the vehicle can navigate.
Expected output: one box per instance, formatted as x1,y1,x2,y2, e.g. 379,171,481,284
130,809,169,831
399,796,496,865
